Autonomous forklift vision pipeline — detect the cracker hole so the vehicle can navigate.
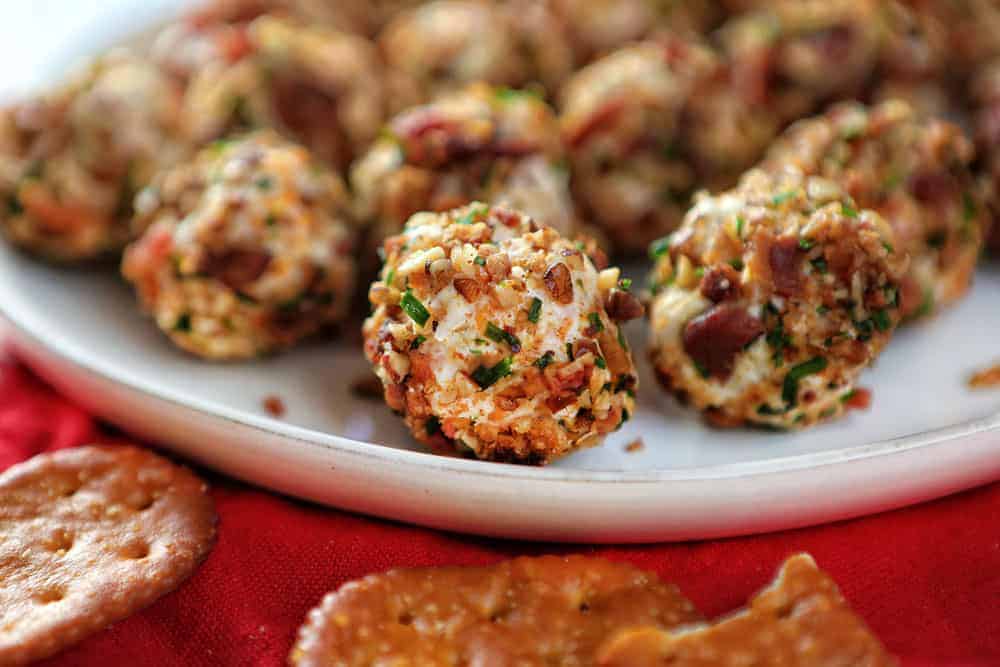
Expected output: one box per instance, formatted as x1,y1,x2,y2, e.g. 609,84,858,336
36,587,65,604
122,540,150,560
61,485,81,498
44,530,74,554
397,611,414,626
134,496,156,511
578,601,591,613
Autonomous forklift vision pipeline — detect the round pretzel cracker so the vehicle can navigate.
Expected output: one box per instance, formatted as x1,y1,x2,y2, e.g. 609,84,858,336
0,445,217,666
290,555,703,665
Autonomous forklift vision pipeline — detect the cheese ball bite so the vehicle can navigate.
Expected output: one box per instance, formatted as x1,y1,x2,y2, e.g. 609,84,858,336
378,1,573,111
559,36,719,254
352,84,579,249
763,100,985,319
902,0,1000,75
180,14,385,170
717,0,882,123
0,51,183,262
363,204,642,464
648,168,907,430
122,131,357,360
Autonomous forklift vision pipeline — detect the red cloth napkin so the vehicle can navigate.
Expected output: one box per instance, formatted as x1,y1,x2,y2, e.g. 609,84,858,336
1,358,998,667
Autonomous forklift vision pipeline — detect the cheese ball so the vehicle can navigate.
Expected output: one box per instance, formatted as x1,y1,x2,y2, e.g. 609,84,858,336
351,83,579,250
378,1,573,111
558,36,719,254
363,204,641,464
716,0,882,123
648,168,907,430
122,131,357,360
763,100,986,319
0,51,182,262
180,14,385,170
969,60,1000,255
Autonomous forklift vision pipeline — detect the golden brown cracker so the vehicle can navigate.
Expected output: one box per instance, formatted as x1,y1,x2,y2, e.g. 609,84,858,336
596,553,896,666
290,555,704,666
0,445,217,666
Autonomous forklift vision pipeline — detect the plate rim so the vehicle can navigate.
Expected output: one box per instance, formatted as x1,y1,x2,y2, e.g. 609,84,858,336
3,257,998,485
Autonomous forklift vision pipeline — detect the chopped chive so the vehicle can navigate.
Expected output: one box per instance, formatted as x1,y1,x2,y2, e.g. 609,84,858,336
728,258,744,271
254,175,273,190
588,312,604,333
757,404,785,416
618,278,633,291
471,357,513,389
474,256,486,266
534,351,555,369
527,297,542,323
798,238,815,251
485,322,521,351
648,234,672,261
617,324,629,352
457,205,488,225
425,416,441,436
963,192,977,222
694,267,705,278
693,360,710,378
816,305,830,315
882,241,894,254
566,342,574,360
174,314,192,332
410,335,426,350
735,216,745,239
810,257,829,274
400,289,430,327
840,390,857,404
385,268,396,287
265,213,278,227
782,357,828,407
595,356,607,369
820,407,837,419
771,190,797,206
841,202,858,218
873,309,892,332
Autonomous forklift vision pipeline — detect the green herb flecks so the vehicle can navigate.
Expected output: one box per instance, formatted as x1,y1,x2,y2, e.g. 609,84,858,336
798,238,816,251
872,309,892,332
782,357,828,407
648,234,672,261
735,216,745,239
400,289,430,327
534,351,555,370
485,322,521,352
810,257,829,274
771,189,797,206
588,312,604,333
841,202,858,218
471,357,513,389
174,313,192,333
457,205,489,225
618,278,633,291
474,255,486,266
728,258,744,271
595,356,607,369
410,335,427,350
693,360,710,379
527,297,542,323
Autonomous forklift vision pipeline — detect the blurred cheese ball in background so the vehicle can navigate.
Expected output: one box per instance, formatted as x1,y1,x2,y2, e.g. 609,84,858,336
969,59,1000,255
0,50,183,262
648,168,907,430
363,203,642,464
122,130,357,360
378,0,573,111
716,0,882,124
763,100,986,319
180,14,385,170
352,83,580,252
558,35,719,255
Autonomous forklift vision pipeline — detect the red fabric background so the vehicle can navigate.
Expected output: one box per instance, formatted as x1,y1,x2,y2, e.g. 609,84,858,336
1,358,998,667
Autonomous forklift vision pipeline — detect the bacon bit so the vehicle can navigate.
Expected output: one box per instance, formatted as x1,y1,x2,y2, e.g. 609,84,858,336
19,182,107,233
262,395,286,418
969,365,1000,389
543,262,573,304
201,248,271,291
843,387,872,410
624,438,644,453
768,237,805,297
699,265,741,303
604,289,645,322
351,374,385,400
587,245,610,271
453,278,482,302
682,304,764,380
909,170,958,206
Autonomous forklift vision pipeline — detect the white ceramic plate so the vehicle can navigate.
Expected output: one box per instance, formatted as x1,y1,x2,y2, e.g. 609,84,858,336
2,1,1000,543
